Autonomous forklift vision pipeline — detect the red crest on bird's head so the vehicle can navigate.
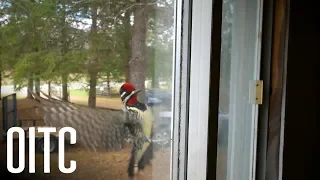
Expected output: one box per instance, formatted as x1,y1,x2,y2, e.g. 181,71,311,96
119,82,141,105
120,82,136,93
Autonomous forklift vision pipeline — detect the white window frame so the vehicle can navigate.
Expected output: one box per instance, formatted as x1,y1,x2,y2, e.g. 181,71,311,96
171,0,213,179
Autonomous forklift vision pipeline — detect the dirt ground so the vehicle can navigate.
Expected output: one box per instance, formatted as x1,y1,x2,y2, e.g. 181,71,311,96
0,97,171,180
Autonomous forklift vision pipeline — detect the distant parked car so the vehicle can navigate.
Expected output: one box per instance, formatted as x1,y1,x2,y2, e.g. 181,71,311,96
145,88,229,148
144,88,172,148
145,88,172,109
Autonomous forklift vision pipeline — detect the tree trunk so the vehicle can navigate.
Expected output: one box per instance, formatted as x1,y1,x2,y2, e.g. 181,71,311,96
151,72,159,88
0,70,2,100
107,74,111,96
88,2,98,108
62,75,68,101
129,0,148,102
35,73,40,96
59,2,69,102
88,72,97,108
27,77,34,99
151,42,159,88
48,81,51,96
124,10,132,82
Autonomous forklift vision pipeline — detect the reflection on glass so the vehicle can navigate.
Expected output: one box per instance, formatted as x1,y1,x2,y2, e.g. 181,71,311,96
0,0,175,179
216,0,234,178
217,0,263,179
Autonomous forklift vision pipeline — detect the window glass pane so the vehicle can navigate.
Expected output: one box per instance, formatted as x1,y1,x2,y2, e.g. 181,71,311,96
0,0,176,179
217,0,263,179
216,0,234,178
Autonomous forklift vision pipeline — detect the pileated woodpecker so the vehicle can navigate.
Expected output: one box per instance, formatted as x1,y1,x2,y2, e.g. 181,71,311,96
28,83,154,180
119,82,154,179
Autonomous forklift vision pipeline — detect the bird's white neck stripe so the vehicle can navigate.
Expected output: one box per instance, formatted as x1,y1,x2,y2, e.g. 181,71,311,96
121,92,126,98
123,90,136,105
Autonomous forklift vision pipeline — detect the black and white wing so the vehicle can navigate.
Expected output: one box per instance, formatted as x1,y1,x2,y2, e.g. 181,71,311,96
30,90,130,152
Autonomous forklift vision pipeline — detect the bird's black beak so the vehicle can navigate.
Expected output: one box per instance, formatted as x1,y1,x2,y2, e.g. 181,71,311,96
132,89,142,96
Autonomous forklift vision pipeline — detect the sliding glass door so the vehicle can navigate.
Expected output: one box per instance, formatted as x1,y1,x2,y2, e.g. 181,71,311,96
217,0,264,179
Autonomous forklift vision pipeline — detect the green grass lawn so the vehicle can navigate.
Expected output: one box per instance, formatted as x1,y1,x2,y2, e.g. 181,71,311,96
68,89,122,109
1,89,122,109
69,89,120,97
69,89,89,96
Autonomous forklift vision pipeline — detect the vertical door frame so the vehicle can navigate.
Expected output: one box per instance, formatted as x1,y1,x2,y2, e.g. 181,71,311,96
255,0,291,179
171,0,192,179
186,0,214,179
206,0,222,179
171,0,215,179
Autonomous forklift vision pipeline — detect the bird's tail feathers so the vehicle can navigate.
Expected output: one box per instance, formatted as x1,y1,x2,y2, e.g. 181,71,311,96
138,142,154,170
